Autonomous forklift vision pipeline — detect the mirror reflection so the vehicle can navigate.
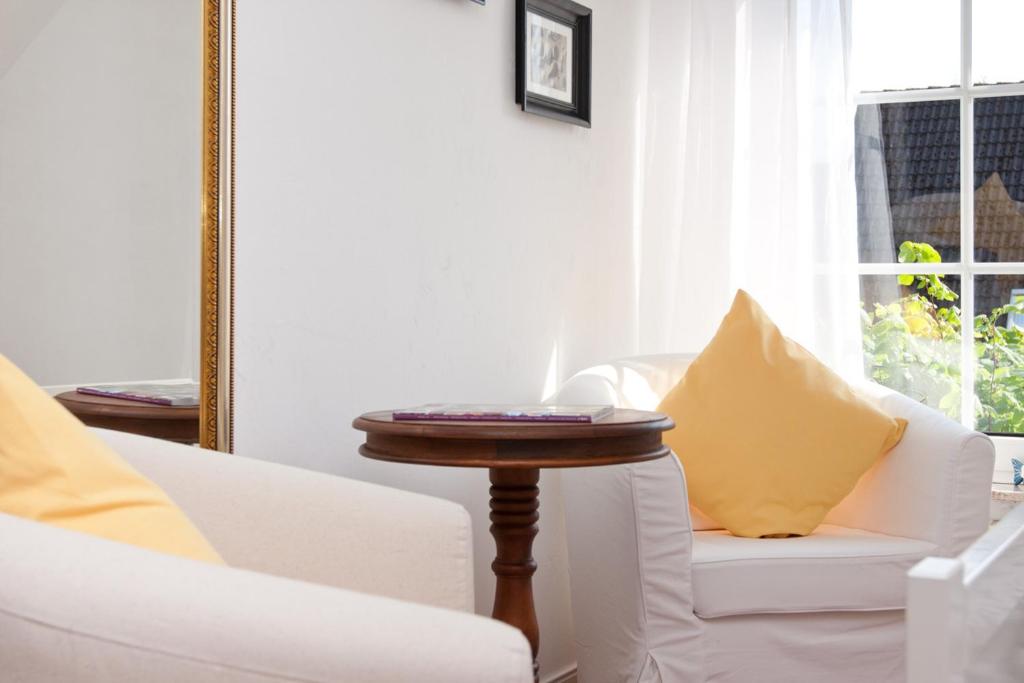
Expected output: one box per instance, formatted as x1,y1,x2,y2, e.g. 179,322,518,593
0,0,202,437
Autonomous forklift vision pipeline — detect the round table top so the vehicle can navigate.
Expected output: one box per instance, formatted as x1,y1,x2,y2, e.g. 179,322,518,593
353,408,674,469
55,391,199,421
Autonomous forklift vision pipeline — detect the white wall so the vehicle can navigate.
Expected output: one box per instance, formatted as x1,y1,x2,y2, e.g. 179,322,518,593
236,0,654,677
0,0,201,387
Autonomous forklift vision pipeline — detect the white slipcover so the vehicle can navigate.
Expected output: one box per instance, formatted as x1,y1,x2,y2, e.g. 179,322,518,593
0,428,533,683
552,354,995,683
692,525,937,617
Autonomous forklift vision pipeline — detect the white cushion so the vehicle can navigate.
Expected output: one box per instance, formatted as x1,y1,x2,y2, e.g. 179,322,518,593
692,524,937,618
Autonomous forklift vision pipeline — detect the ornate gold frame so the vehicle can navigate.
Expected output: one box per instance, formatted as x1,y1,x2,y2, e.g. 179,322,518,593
200,0,235,451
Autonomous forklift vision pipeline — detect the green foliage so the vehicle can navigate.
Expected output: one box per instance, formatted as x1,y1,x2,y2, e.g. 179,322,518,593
861,241,1024,434
974,300,1024,433
896,241,959,301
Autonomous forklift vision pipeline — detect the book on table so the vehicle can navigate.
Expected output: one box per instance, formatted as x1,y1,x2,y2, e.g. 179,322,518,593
392,404,614,423
76,382,200,407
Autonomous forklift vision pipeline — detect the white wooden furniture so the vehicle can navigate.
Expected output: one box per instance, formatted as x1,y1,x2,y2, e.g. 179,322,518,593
551,354,996,683
907,503,1024,683
0,429,533,683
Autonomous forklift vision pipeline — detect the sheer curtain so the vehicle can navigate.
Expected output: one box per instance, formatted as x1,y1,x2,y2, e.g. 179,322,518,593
635,0,863,377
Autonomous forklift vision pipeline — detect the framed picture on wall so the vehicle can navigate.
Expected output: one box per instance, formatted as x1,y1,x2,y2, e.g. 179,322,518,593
516,0,592,127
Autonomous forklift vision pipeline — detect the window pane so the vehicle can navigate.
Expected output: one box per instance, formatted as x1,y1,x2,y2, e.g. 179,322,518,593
974,96,1024,262
852,0,959,92
973,0,1024,86
861,273,962,421
856,101,961,263
974,275,1024,435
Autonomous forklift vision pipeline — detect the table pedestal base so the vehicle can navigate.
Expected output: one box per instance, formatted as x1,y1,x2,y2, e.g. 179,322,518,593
489,467,541,683
354,409,675,683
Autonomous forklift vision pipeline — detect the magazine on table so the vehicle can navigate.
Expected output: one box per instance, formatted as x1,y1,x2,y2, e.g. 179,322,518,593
392,404,614,423
76,382,200,407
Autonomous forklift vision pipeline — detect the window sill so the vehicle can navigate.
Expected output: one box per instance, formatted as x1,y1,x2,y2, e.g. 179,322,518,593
991,484,1023,523
992,484,1023,504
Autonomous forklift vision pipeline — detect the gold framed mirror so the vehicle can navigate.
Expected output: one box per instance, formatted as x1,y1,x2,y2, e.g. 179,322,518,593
2,0,234,450
201,0,235,451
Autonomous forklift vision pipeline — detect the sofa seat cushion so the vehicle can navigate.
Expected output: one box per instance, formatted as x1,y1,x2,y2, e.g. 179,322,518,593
692,524,936,618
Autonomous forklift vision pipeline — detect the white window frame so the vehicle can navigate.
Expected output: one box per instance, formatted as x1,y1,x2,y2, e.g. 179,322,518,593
854,0,1024,482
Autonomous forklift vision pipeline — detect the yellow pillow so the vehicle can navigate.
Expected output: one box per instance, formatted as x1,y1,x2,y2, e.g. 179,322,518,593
657,291,906,538
0,354,223,563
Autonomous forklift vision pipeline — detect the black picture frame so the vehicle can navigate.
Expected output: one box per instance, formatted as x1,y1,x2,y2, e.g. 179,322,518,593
516,0,592,128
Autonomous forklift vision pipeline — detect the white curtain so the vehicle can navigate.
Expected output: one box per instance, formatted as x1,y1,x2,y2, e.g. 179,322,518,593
635,0,863,377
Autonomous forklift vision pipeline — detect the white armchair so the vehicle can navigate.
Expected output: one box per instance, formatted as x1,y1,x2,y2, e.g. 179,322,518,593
551,354,995,683
0,428,533,683
907,503,1024,683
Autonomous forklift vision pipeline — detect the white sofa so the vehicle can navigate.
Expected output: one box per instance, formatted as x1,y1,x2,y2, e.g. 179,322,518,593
0,428,533,683
551,354,996,683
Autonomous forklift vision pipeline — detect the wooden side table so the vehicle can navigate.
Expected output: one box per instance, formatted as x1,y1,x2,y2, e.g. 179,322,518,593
55,391,200,444
352,409,675,682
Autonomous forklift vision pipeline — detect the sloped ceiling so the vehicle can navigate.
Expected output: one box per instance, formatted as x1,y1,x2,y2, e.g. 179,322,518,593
0,0,67,80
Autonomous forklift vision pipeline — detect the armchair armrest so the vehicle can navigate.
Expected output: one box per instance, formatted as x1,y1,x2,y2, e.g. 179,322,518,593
93,428,474,612
551,356,703,680
0,513,532,683
562,456,703,682
825,383,996,554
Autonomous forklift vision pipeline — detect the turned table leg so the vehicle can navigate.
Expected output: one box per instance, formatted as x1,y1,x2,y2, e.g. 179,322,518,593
489,467,541,682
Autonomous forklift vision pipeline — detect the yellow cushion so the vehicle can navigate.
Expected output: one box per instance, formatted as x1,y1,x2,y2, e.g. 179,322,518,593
0,354,223,563
657,291,906,538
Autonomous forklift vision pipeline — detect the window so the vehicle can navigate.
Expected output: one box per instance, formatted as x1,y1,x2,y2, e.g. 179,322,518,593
853,0,1024,482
